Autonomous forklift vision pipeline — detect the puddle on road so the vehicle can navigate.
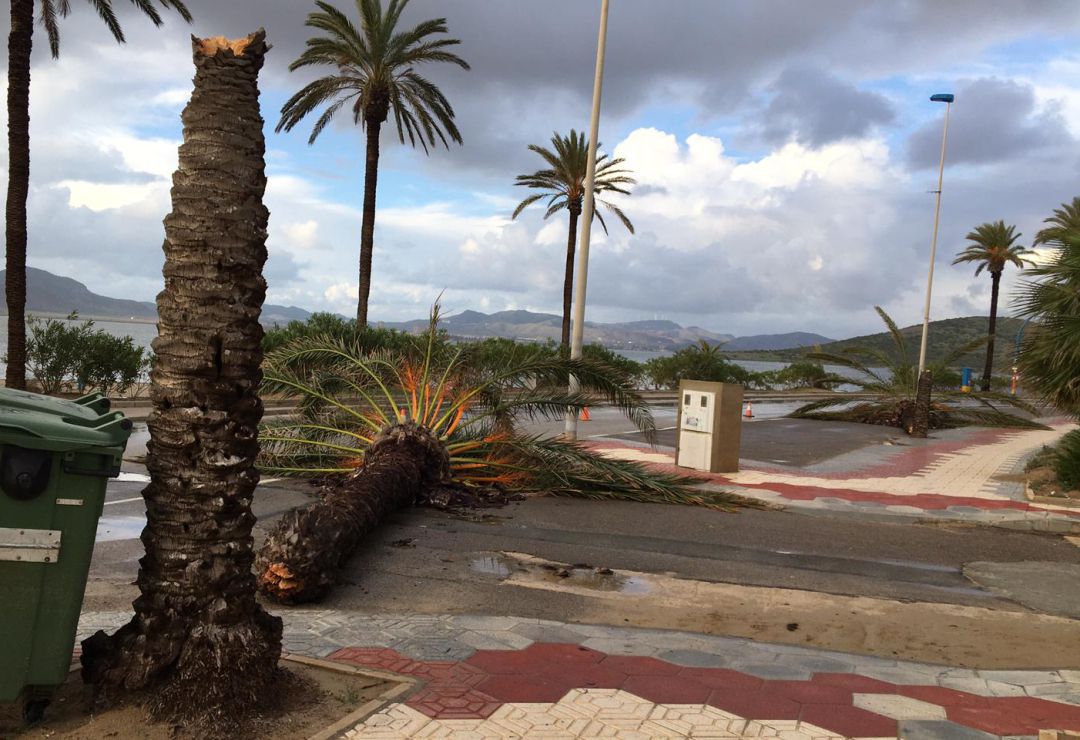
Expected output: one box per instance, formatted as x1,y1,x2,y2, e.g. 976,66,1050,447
470,553,652,595
96,516,145,542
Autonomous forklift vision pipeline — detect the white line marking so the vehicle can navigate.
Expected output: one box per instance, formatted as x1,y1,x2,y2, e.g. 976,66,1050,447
104,497,144,506
116,472,151,483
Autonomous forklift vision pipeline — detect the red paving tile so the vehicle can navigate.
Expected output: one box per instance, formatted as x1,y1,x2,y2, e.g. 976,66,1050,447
765,679,853,705
475,674,572,703
465,648,550,674
522,642,606,663
408,687,502,719
800,704,898,737
678,666,765,690
811,672,897,693
622,674,712,704
600,654,682,676
537,660,628,689
990,696,1080,722
707,687,802,720
946,705,1046,736
897,685,990,709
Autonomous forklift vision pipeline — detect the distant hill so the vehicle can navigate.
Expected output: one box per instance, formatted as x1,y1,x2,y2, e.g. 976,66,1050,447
724,331,834,351
730,316,1025,370
376,309,734,350
0,268,311,325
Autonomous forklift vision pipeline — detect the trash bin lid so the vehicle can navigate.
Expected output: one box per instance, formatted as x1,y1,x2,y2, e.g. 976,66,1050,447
0,387,132,451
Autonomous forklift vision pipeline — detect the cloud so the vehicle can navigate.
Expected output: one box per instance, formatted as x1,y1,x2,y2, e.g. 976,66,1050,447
758,67,895,147
907,77,1075,168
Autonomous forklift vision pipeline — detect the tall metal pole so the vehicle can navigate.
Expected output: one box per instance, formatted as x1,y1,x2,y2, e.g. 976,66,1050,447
565,0,610,439
917,99,952,374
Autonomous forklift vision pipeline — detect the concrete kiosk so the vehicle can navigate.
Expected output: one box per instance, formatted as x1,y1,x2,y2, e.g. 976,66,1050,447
675,380,743,473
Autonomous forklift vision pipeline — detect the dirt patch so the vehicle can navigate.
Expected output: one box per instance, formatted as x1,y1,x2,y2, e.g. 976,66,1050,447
0,658,397,740
1027,465,1080,502
495,552,1080,669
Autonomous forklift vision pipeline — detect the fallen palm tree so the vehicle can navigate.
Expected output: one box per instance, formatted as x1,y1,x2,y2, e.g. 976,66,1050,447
255,309,749,603
790,306,1045,433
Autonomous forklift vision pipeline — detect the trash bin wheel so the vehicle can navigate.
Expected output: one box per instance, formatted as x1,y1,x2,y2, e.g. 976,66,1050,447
22,697,49,724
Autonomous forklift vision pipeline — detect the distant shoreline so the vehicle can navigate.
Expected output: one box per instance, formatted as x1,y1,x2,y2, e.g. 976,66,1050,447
1,311,158,325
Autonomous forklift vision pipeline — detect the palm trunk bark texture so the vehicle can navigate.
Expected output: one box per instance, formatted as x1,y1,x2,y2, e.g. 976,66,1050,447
5,0,33,390
256,422,450,604
356,119,383,327
81,31,282,728
561,205,581,349
982,271,1001,392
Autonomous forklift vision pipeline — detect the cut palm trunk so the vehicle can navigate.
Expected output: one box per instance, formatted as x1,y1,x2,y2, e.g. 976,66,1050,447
256,422,450,603
81,31,282,730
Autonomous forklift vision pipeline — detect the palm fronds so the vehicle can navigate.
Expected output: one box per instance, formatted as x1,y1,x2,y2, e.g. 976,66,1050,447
258,305,735,508
794,306,1047,432
41,0,191,59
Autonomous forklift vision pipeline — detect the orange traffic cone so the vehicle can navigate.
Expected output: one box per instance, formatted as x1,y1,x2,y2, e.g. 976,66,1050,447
579,407,591,422
744,402,754,419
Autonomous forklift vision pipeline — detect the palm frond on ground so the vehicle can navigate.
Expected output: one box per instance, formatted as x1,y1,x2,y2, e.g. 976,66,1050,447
791,306,1045,432
255,307,753,603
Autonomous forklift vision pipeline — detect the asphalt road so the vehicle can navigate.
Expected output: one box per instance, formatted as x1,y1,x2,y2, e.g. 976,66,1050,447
88,476,1080,620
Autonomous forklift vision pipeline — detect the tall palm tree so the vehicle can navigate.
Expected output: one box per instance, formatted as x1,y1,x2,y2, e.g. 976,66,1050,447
1017,200,1080,418
5,0,191,390
512,130,635,348
952,221,1034,391
82,33,282,730
277,0,469,328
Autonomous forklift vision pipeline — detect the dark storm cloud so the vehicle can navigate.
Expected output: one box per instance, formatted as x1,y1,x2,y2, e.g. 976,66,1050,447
758,67,895,147
907,78,1075,169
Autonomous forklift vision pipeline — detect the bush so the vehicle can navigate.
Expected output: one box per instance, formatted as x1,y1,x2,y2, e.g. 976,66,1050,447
262,312,416,355
24,313,146,397
1055,429,1080,491
772,361,839,390
644,341,765,390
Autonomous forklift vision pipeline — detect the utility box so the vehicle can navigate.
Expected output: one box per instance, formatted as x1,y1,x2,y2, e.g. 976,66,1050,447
676,381,743,473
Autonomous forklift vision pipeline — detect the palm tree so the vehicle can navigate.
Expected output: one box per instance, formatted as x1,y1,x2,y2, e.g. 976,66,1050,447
952,221,1034,391
1017,200,1080,418
81,33,282,730
254,307,752,604
512,130,635,348
276,0,469,328
1034,196,1080,247
5,0,191,390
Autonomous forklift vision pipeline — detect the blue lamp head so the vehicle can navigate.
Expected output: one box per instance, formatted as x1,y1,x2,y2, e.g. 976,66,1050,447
930,93,955,103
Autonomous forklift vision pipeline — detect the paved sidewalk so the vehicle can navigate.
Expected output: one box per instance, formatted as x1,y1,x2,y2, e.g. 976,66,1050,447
594,421,1080,533
75,611,1080,739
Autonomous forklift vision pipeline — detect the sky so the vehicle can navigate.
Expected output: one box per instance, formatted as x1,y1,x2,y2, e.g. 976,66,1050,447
6,0,1080,340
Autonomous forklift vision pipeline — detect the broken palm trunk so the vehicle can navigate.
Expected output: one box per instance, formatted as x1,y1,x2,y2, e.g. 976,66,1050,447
81,31,283,729
256,422,451,603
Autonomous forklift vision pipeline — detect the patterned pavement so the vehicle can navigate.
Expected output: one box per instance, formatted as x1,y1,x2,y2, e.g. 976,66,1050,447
75,611,1080,739
593,421,1080,533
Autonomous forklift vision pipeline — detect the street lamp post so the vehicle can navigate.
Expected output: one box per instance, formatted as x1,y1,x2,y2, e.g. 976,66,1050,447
564,0,611,440
917,92,955,374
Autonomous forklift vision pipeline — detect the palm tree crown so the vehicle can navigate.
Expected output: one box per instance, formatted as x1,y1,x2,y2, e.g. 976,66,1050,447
512,129,635,233
952,221,1033,276
276,0,469,148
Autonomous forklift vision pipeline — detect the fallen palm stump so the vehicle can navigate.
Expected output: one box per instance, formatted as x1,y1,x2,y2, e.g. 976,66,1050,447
256,422,450,603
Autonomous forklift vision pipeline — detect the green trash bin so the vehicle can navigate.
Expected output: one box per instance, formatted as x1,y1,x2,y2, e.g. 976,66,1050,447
0,387,133,721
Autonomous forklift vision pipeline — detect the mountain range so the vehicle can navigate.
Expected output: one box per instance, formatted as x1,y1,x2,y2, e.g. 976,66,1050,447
0,268,834,351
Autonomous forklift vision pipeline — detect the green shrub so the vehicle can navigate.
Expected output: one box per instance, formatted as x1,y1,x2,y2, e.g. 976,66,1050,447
25,313,146,396
772,361,839,390
644,341,766,390
262,312,417,355
1055,429,1080,490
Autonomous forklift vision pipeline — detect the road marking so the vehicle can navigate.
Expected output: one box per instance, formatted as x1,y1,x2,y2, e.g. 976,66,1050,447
104,497,144,507
116,472,150,483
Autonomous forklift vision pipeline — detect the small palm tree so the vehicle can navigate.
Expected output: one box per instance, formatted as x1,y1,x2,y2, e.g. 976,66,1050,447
1016,201,1080,418
255,307,751,604
792,307,1042,434
952,221,1034,391
5,0,192,390
512,130,635,348
277,0,469,328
